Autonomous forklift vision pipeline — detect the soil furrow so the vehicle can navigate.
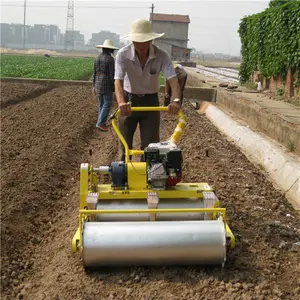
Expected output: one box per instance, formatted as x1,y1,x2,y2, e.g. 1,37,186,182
0,82,55,109
1,83,299,300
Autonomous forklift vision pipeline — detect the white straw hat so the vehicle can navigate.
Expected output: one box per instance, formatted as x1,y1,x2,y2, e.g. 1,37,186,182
96,39,119,49
122,19,165,42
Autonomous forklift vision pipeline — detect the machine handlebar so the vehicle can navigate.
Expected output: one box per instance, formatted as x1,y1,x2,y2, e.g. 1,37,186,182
109,106,187,163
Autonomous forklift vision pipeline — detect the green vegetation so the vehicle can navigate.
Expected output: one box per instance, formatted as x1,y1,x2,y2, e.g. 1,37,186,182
243,82,257,90
1,54,168,85
269,0,295,8
160,72,166,85
238,1,300,83
0,54,94,80
288,142,295,152
276,88,285,96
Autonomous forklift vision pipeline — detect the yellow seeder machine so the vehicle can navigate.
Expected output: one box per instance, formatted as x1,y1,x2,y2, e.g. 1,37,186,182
72,107,235,268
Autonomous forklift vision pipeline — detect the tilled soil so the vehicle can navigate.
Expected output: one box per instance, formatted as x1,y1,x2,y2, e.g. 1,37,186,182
1,84,99,297
1,83,300,300
0,82,53,109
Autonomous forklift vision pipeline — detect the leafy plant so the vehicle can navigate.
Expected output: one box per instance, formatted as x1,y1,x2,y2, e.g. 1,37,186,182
243,81,257,90
238,1,300,83
159,72,166,85
0,54,94,80
276,88,285,96
288,142,295,152
293,70,300,88
269,0,295,8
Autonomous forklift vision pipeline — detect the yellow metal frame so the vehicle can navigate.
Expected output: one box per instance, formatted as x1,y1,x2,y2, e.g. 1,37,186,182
72,107,236,255
111,106,187,163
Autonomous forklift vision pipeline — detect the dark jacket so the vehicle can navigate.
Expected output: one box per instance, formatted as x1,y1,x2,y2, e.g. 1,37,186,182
93,51,115,94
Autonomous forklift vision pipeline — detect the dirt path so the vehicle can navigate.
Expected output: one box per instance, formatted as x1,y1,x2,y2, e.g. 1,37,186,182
1,84,300,300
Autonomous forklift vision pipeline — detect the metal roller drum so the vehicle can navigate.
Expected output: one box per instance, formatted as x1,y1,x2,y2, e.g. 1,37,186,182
82,220,226,268
96,198,206,222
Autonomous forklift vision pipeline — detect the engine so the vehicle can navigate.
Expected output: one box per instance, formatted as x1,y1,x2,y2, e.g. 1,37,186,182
144,141,183,190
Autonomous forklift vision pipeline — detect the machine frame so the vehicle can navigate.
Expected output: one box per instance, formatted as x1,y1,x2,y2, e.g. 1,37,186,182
72,107,235,255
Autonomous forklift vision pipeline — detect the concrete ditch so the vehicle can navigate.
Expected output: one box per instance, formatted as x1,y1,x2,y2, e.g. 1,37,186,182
185,68,300,156
201,102,300,211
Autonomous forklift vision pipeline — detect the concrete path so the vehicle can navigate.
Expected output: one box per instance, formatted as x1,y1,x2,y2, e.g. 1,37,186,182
185,67,300,127
185,67,300,155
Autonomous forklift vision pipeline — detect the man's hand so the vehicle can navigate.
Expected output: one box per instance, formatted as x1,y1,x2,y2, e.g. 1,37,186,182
92,87,96,96
164,94,171,106
168,101,181,115
119,102,131,116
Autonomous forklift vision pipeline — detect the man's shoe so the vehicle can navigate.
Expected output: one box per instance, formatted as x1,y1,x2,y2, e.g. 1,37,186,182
96,125,108,132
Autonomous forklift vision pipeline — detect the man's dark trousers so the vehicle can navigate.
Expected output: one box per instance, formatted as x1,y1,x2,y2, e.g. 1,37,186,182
118,92,160,162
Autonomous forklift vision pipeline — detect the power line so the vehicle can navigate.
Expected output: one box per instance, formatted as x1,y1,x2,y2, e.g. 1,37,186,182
0,4,149,9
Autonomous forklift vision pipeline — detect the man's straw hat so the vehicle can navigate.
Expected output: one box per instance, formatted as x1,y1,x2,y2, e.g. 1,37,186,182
122,19,165,43
96,39,119,50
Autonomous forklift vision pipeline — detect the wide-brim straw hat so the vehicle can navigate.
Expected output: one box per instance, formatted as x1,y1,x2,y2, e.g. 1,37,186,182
122,19,165,43
96,39,119,50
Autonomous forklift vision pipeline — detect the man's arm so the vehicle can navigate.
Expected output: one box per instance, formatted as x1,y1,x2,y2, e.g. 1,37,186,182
114,51,131,115
92,57,98,95
168,76,181,101
161,55,181,101
165,79,171,95
93,56,98,86
115,79,125,105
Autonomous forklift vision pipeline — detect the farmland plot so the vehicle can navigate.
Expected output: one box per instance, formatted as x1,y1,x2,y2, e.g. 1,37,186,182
1,82,300,300
0,55,94,80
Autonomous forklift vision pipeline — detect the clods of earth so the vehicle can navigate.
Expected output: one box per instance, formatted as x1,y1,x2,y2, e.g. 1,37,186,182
1,82,300,300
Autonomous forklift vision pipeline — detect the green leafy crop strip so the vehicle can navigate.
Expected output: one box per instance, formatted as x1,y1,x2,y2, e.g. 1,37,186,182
238,1,300,83
0,55,94,80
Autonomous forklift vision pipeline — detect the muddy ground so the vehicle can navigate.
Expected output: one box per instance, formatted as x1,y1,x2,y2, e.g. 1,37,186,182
1,82,300,300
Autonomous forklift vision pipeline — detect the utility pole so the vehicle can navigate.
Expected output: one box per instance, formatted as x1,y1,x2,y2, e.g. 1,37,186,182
23,0,27,49
150,3,154,25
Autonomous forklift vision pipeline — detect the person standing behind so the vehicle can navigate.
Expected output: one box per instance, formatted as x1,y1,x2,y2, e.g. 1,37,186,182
164,63,188,106
93,39,119,131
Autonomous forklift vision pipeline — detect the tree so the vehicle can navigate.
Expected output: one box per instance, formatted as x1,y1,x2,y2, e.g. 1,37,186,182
269,0,296,8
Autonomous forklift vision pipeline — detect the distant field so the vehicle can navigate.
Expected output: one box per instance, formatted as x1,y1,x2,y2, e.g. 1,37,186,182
0,54,94,80
195,59,240,70
0,54,168,84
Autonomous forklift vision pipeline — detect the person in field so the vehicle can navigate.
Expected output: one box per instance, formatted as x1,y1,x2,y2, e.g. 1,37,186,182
93,39,119,131
114,19,182,161
164,63,188,106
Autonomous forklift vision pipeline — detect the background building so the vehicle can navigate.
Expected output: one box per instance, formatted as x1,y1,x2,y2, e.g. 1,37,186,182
150,13,191,61
88,30,125,48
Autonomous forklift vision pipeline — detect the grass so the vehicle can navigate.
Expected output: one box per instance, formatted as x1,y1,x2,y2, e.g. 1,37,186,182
0,54,94,80
243,81,257,90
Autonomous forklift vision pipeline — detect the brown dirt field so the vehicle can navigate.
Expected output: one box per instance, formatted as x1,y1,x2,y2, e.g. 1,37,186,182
1,83,300,300
0,82,53,109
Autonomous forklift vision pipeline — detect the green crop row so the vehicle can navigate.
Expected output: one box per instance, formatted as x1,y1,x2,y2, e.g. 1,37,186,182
0,54,94,80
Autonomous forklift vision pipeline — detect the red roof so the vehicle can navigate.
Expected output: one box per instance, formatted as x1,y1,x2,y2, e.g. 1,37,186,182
152,13,190,23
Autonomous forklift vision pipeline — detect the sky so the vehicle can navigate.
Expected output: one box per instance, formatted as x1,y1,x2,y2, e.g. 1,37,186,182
0,0,270,56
